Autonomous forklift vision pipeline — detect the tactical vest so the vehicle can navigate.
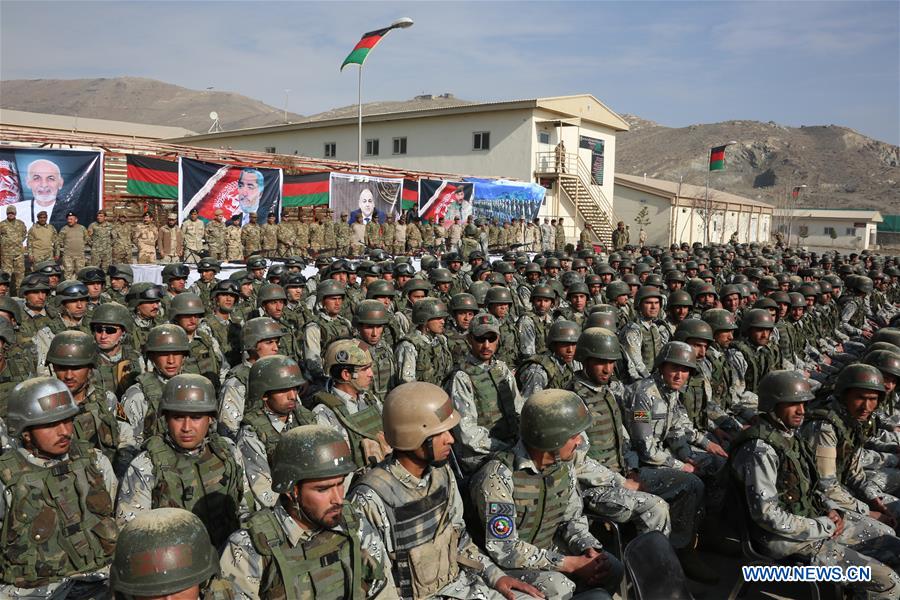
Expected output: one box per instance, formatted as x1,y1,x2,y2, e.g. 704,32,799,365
401,332,453,386
146,434,242,548
0,441,117,587
804,402,861,485
731,340,770,394
680,374,710,432
137,371,168,440
73,388,119,463
445,328,469,366
247,506,367,600
351,464,459,600
95,345,141,398
639,321,663,369
529,313,551,357
369,341,395,402
313,313,352,351
0,352,33,411
463,361,518,445
731,414,825,518
186,331,221,388
496,317,520,369
241,407,315,463
496,451,570,550
459,237,480,261
311,391,384,469
847,298,866,330
517,355,574,392
574,378,628,474
706,350,731,407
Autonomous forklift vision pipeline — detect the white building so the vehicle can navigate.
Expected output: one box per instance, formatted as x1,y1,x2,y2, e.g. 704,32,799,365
170,94,629,243
614,173,774,246
773,208,881,250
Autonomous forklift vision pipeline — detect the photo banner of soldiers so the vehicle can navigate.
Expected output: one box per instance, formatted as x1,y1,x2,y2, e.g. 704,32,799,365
330,172,401,225
0,148,103,229
179,157,282,224
463,177,546,224
418,179,474,226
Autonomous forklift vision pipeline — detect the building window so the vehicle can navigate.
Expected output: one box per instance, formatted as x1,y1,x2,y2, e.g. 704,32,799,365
264,146,276,154
538,132,551,144
473,131,490,151
365,139,379,156
824,226,836,236
324,142,336,158
845,227,856,235
393,137,407,155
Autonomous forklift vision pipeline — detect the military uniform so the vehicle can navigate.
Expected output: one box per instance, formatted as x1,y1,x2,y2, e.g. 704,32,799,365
133,221,158,264
731,339,779,394
157,222,184,263
312,385,387,471
121,370,172,446
620,318,670,382
294,219,310,258
260,220,279,258
365,221,383,250
205,218,227,261
308,220,324,256
111,219,133,263
395,329,453,386
322,215,337,258
406,222,422,252
302,311,352,380
58,221,88,278
241,220,262,257
336,217,352,257
181,216,206,263
26,220,57,264
516,354,579,398
225,223,243,262
516,311,553,360
392,221,406,255
0,215,27,290
86,218,113,271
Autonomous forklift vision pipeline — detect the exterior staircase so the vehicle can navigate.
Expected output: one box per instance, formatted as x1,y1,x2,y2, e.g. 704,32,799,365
535,151,615,247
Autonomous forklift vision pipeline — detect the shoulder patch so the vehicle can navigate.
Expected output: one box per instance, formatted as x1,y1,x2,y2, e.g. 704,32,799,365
632,410,650,423
486,502,515,517
487,514,514,540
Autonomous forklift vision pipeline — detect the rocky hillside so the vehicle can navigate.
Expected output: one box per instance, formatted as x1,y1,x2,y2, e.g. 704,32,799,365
0,77,303,133
616,116,900,213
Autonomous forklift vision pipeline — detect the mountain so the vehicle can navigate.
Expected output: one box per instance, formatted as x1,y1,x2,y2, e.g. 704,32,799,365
0,77,304,133
615,116,900,214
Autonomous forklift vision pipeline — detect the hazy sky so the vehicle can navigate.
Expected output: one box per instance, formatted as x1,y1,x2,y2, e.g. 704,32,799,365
2,1,897,144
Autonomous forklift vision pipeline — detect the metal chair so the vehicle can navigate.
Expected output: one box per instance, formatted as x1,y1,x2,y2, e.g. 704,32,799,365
623,531,694,600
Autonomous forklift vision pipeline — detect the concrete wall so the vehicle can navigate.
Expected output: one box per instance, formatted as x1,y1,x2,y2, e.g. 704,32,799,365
612,185,672,246
778,217,877,250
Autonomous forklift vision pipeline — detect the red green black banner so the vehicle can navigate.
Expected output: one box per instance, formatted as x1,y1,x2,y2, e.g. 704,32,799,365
341,27,391,70
283,172,330,207
127,154,178,198
402,179,418,211
709,145,727,171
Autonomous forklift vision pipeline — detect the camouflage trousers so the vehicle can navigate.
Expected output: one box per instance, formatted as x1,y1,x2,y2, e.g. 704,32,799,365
184,247,204,263
867,467,900,497
1,578,108,600
506,554,623,600
61,253,86,279
1,254,24,293
91,248,112,272
766,511,900,599
207,247,224,261
582,483,671,544
112,246,132,264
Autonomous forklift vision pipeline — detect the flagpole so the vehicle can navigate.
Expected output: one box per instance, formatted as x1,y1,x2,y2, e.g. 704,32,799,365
705,148,711,246
357,64,363,172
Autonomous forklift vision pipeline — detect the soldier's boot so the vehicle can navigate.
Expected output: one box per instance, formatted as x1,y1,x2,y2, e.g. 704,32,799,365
675,548,720,584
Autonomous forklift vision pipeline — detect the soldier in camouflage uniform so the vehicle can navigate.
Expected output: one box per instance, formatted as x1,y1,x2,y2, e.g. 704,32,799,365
353,300,397,405
106,264,132,305
86,209,113,272
235,355,313,508
703,308,758,423
25,210,57,265
218,317,286,441
77,265,110,318
111,212,133,264
0,321,34,407
620,286,670,382
253,283,303,365
188,257,220,311
260,212,279,258
0,205,27,293
517,320,581,397
421,219,435,253
470,389,625,599
731,308,780,395
224,215,243,262
395,298,454,387
308,211,324,257
732,370,900,599
204,209,227,261
295,211,311,258
33,280,93,370
116,373,249,549
517,284,556,361
350,382,539,600
91,301,143,399
445,314,524,474
365,216,382,250
335,212,352,257
181,208,206,263
132,211,157,265
393,214,406,255
58,211,88,278
0,377,118,599
169,293,228,389
445,292,477,364
382,214,396,254
405,217,422,253
303,280,353,382
241,211,262,258
204,279,243,367
127,282,164,356
321,208,337,258
223,424,395,599
484,287,520,369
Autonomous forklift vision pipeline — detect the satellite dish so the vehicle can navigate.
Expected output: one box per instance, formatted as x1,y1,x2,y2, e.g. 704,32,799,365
209,111,219,120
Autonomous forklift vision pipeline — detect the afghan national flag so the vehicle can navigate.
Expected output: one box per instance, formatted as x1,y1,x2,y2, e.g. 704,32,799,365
341,27,391,70
792,186,803,199
0,151,23,206
402,178,418,211
127,155,178,198
709,145,727,171
283,172,330,207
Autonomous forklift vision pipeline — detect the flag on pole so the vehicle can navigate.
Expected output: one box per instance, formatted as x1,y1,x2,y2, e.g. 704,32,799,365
791,186,803,199
341,27,392,70
709,145,727,171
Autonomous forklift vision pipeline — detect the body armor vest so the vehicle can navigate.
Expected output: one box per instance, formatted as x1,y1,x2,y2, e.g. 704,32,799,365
680,374,710,432
639,321,664,368
444,326,469,366
847,298,866,330
0,441,117,587
495,318,519,369
0,353,33,411
528,313,551,357
145,434,242,548
351,464,459,600
496,451,570,550
241,407,314,463
369,341,395,403
311,391,384,469
574,377,628,474
137,371,168,440
186,331,221,388
95,344,141,397
247,506,366,600
731,414,825,518
517,355,574,392
314,313,352,351
73,388,119,462
731,340,772,394
402,332,453,386
706,349,731,407
804,402,861,485
463,361,518,445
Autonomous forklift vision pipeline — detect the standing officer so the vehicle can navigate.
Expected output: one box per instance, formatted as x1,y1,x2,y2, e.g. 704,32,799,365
58,211,88,278
26,210,57,266
157,212,184,264
133,211,159,264
205,209,227,261
86,209,113,272
336,211,352,257
260,212,279,258
181,208,206,263
111,212,133,264
0,205,27,292
225,215,243,262
241,212,262,258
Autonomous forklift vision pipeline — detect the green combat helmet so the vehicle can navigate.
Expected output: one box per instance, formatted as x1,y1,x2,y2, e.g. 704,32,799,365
6,377,79,438
257,284,287,307
412,298,449,326
241,317,285,351
248,355,307,407
485,287,514,306
575,327,622,362
520,389,592,452
110,507,219,598
702,308,738,332
757,370,816,413
863,350,900,379
353,300,391,326
548,320,581,344
316,280,347,303
169,293,205,317
324,339,373,373
271,425,355,493
449,293,479,313
741,308,776,333
585,311,617,331
653,341,698,371
834,364,885,398
366,280,400,299
146,324,191,353
47,330,97,367
90,302,131,329
673,319,715,343
159,373,218,414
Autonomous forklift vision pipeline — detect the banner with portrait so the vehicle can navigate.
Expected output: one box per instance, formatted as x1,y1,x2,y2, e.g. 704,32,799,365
329,172,401,225
579,135,605,185
0,148,103,229
418,179,475,226
179,157,282,224
464,177,546,224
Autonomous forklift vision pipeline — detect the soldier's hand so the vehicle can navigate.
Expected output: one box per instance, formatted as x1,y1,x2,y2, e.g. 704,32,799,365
706,441,728,458
827,510,844,537
681,462,696,473
561,553,602,580
494,576,544,599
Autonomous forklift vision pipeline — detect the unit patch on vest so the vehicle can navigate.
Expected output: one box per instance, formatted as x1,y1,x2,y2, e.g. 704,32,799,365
488,515,514,539
632,410,650,423
487,502,515,516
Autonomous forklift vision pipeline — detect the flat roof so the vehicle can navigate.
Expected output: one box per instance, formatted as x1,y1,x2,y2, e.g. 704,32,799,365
169,94,630,144
615,173,774,209
773,208,883,222
0,108,195,139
